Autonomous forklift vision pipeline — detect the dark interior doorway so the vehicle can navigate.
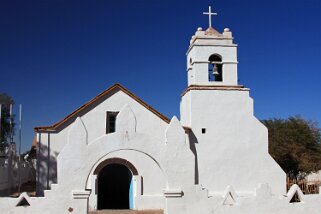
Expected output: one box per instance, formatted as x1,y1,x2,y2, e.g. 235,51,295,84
97,164,132,210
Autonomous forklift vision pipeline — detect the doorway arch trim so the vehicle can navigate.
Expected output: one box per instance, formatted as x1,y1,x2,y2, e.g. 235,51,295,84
93,157,138,175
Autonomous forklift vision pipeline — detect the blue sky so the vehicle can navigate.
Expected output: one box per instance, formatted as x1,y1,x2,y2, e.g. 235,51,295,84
0,0,320,152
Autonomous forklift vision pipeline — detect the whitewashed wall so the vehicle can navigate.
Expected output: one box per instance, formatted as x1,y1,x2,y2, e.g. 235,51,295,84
181,89,286,195
36,89,171,195
35,89,193,211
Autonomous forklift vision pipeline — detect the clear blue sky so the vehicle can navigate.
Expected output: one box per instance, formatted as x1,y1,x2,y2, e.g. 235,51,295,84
1,0,320,152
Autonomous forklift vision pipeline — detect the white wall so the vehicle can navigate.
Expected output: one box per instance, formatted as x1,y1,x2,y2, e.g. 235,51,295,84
36,89,170,195
181,89,286,195
35,89,194,210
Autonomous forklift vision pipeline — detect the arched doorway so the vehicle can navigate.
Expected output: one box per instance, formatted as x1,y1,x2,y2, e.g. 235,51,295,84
97,162,136,210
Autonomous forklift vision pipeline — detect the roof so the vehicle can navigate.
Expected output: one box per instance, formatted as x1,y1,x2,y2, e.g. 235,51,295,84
34,83,171,132
204,27,222,36
31,136,37,148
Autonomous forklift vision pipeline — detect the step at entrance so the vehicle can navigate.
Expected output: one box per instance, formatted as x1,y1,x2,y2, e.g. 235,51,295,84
89,210,164,214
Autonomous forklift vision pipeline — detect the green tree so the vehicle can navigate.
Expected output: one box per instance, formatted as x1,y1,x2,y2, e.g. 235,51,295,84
262,116,321,180
0,93,15,148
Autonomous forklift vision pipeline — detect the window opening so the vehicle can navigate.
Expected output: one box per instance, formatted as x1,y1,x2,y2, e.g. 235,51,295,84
208,54,223,82
106,111,119,134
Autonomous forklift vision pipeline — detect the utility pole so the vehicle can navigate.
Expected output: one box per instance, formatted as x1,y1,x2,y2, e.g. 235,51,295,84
18,104,22,194
0,104,2,145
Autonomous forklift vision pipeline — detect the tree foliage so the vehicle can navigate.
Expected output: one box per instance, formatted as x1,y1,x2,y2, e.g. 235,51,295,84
262,116,321,179
0,93,15,146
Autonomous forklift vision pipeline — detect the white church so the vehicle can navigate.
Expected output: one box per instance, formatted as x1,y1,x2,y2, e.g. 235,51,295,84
1,6,320,214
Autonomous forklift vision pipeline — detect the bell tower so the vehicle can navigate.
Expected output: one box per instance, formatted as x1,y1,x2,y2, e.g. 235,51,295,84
180,6,285,196
187,6,238,86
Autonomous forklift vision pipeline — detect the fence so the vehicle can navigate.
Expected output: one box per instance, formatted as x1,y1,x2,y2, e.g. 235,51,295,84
287,177,320,194
0,157,36,195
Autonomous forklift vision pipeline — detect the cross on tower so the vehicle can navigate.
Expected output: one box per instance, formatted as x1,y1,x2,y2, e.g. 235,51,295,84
203,6,217,28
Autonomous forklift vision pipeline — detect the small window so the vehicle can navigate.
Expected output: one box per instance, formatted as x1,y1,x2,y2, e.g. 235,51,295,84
208,54,223,82
106,111,119,134
202,128,206,134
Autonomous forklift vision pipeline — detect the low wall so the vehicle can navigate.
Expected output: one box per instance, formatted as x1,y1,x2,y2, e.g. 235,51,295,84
0,184,320,214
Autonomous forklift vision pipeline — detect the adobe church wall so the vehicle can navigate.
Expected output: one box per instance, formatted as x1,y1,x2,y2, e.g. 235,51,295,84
181,89,286,195
51,113,193,211
34,90,194,210
36,89,170,196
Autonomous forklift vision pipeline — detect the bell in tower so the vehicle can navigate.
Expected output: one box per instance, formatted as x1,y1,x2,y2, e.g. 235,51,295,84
208,54,223,82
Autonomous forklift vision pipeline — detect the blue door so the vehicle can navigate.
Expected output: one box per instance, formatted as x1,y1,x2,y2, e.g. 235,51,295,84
129,177,134,209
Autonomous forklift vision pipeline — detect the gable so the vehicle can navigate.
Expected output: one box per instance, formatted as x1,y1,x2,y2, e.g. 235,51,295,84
34,83,170,133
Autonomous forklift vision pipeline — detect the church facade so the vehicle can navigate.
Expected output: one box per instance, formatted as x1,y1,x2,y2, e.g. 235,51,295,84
1,7,320,214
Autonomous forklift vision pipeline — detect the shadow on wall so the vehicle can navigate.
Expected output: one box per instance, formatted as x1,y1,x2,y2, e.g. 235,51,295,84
36,142,58,196
188,131,199,185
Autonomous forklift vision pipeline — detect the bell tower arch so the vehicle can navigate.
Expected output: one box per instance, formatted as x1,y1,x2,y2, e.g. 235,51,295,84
208,54,223,82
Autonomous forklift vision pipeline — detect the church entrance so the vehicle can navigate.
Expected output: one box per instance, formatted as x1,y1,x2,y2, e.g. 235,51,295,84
97,163,133,210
